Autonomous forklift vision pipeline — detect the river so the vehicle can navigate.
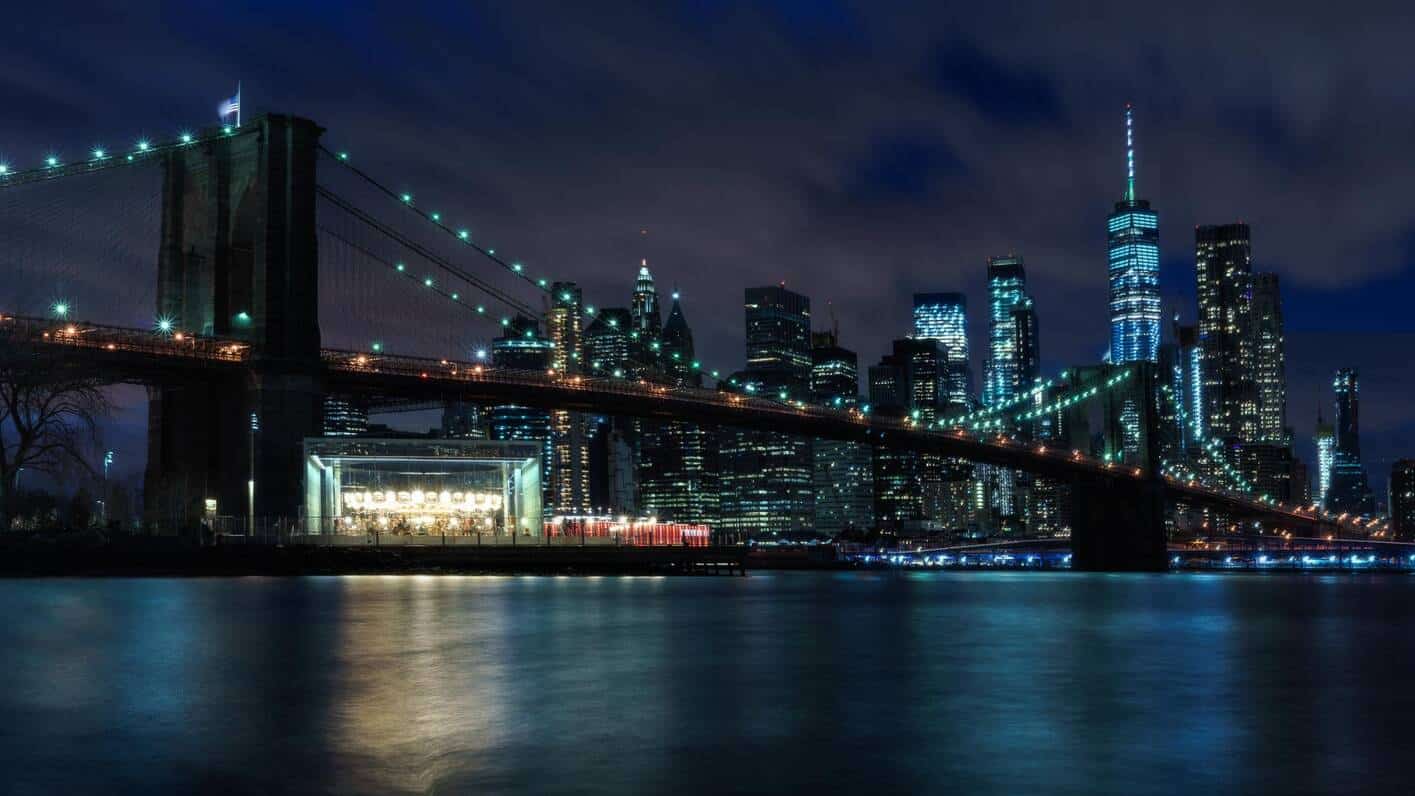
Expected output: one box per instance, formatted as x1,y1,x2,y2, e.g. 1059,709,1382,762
1,572,1410,794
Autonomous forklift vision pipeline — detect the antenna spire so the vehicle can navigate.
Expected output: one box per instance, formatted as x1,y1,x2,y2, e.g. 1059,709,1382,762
1125,103,1136,203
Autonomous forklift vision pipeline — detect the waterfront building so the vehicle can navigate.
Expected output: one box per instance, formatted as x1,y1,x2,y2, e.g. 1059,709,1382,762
1327,368,1374,514
912,292,970,406
303,437,542,536
1107,104,1161,364
1391,460,1415,540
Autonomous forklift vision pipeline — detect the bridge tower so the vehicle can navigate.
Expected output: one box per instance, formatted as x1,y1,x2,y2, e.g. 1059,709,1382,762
144,114,324,527
1069,361,1168,570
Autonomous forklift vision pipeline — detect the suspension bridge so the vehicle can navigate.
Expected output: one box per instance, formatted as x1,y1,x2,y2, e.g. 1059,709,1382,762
0,113,1375,570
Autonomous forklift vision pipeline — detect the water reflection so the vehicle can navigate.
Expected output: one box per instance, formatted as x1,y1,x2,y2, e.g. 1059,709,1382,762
1,573,1411,794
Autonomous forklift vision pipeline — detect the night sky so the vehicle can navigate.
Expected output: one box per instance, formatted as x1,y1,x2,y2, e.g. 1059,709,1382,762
3,2,1412,490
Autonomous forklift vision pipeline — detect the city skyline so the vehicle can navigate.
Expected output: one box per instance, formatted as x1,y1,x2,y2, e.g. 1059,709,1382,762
5,3,1413,485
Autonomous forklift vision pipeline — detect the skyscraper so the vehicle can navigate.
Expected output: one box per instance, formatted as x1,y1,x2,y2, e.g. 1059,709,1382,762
631,260,661,339
1251,272,1288,445
1195,223,1257,445
868,338,946,530
744,284,812,382
1107,104,1161,364
1328,368,1374,514
1390,460,1415,540
912,292,970,406
639,295,718,525
584,308,633,377
719,285,814,536
1314,406,1334,509
983,255,1032,407
810,329,872,535
547,282,591,514
490,316,554,497
321,396,367,437
809,329,859,404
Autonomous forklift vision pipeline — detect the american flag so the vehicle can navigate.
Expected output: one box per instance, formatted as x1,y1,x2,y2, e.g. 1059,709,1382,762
218,85,240,124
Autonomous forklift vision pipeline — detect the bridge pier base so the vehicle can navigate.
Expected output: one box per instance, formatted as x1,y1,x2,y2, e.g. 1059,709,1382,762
1069,474,1168,572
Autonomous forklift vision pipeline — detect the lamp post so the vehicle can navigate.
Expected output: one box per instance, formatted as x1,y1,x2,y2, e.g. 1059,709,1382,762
100,450,114,526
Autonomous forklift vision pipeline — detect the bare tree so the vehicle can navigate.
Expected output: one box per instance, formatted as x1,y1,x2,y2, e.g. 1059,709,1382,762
0,347,111,530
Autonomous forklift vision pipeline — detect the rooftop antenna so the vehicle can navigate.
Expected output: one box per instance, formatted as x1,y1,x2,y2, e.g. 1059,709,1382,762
1125,102,1136,203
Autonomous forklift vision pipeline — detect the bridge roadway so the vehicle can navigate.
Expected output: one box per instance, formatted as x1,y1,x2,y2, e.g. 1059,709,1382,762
0,313,1359,540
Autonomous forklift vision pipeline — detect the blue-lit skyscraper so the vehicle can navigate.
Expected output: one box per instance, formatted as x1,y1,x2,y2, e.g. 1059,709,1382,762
983,255,1031,407
912,292,970,406
1107,104,1161,364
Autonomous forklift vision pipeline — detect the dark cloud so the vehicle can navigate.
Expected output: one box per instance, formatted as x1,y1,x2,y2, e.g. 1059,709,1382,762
3,0,1414,484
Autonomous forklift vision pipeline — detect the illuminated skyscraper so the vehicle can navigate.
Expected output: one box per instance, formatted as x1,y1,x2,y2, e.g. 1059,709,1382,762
983,255,1032,407
912,292,970,406
1328,368,1374,514
631,260,661,339
719,285,814,535
1251,272,1288,444
583,307,638,514
1195,223,1257,445
547,281,590,514
1314,407,1334,509
1107,104,1161,364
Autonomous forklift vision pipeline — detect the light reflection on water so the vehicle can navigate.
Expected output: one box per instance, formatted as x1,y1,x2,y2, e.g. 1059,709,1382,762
1,572,1411,794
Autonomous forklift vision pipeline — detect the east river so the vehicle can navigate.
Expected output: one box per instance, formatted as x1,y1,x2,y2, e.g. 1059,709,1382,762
2,572,1411,794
